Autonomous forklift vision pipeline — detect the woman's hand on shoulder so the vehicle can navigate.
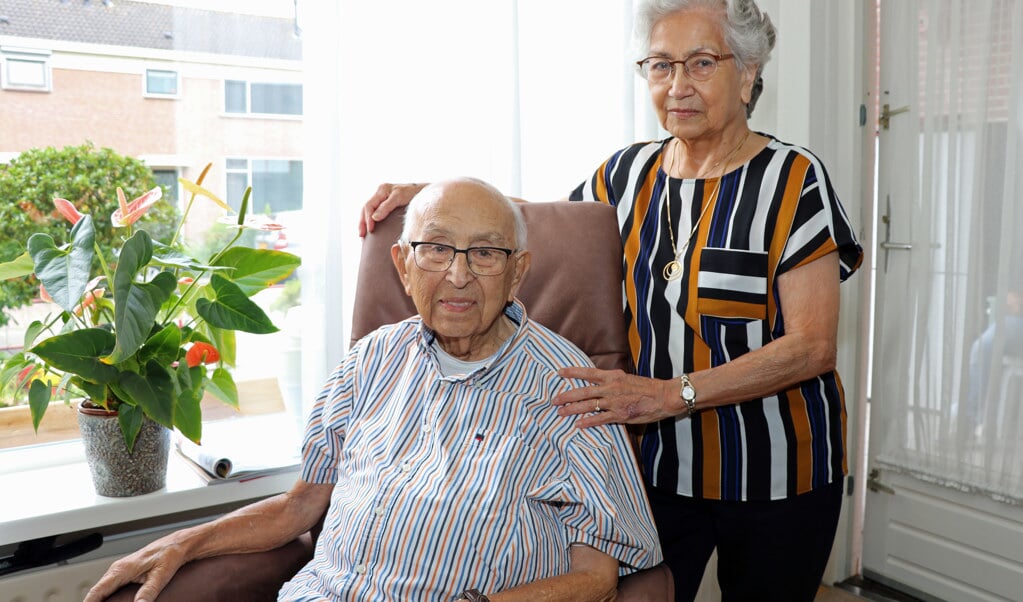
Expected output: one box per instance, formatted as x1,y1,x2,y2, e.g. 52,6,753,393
552,367,684,427
359,182,427,237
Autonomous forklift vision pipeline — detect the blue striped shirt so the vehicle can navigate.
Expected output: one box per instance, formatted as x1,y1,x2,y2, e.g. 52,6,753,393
279,301,661,601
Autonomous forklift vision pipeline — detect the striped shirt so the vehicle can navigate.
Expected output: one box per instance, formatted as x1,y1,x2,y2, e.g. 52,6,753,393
279,300,661,601
570,136,863,502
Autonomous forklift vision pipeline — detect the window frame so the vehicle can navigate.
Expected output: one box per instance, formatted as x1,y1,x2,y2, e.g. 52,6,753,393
222,79,303,118
225,157,304,214
0,47,52,92
143,68,180,99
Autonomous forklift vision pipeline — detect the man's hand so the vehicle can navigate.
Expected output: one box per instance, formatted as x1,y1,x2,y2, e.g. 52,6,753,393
359,182,426,237
83,480,333,602
83,536,191,602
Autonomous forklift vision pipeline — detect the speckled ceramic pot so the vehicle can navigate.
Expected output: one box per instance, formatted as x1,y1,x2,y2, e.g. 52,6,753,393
77,401,171,497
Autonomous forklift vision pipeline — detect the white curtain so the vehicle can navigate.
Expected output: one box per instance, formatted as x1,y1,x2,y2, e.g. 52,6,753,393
873,0,1023,503
298,0,654,396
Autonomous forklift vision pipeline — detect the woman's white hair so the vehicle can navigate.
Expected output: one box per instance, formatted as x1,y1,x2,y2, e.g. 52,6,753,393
632,0,776,116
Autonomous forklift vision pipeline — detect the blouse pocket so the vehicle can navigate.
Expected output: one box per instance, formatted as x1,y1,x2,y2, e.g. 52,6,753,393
695,247,769,320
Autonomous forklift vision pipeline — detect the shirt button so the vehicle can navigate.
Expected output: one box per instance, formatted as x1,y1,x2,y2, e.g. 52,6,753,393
355,563,367,575
374,506,385,516
422,424,432,433
401,463,411,473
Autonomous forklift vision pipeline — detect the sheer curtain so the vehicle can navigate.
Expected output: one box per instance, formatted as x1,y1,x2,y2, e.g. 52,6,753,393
873,0,1023,503
298,0,653,399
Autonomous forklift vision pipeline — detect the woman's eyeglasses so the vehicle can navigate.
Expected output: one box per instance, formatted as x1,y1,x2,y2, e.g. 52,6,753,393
636,52,735,83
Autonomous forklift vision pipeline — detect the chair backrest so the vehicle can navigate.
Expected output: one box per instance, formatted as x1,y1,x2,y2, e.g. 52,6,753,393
350,201,632,372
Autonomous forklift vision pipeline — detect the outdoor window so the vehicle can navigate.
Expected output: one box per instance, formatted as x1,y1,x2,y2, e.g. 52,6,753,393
224,80,302,116
226,158,303,214
151,168,179,203
0,2,310,458
0,48,51,91
144,68,179,97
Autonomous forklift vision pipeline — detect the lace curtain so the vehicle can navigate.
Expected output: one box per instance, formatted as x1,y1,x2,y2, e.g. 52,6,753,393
873,0,1023,503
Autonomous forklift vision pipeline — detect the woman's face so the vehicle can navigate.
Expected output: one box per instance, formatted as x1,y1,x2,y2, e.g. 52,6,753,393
646,8,757,142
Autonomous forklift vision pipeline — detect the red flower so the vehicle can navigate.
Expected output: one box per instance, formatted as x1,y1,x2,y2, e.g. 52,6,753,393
16,365,35,388
111,186,162,227
185,342,220,368
53,198,85,225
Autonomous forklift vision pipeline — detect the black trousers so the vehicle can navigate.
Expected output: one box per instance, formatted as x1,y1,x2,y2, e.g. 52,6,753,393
647,480,844,602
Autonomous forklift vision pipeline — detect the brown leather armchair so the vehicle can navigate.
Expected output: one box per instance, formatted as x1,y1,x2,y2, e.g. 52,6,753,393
108,201,672,601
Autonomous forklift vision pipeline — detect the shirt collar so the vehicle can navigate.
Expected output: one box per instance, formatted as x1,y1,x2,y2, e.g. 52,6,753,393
416,299,528,380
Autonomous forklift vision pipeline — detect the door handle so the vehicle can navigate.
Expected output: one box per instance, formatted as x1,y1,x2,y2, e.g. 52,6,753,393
880,195,912,273
880,103,911,129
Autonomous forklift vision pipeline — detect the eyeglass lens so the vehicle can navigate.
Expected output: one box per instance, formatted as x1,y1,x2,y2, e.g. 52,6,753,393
412,243,510,276
641,53,722,82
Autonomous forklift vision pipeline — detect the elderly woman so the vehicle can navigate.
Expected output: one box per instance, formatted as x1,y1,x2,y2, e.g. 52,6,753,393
361,1,862,600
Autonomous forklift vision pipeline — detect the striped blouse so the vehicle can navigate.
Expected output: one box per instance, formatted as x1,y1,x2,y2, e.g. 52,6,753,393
279,301,661,601
570,136,863,502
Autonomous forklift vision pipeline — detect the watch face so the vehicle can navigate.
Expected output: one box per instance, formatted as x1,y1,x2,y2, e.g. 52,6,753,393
682,386,696,401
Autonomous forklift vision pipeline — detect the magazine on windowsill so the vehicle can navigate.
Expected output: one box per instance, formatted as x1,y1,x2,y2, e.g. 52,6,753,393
174,413,303,484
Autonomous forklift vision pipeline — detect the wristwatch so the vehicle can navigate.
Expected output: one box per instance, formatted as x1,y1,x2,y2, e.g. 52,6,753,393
679,373,697,417
458,589,490,602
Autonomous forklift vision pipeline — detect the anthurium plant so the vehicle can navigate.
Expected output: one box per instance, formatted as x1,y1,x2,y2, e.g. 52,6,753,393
0,164,300,449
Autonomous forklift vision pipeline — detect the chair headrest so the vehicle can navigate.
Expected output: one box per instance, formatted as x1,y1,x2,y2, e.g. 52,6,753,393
350,202,632,372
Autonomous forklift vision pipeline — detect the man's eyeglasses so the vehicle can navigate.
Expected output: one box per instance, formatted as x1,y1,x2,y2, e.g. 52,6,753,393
407,242,516,276
636,52,735,83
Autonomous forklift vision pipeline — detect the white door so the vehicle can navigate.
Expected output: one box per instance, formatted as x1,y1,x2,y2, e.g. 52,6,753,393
862,1,1023,600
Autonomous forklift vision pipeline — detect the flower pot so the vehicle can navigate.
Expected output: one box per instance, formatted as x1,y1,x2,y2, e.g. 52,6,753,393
77,401,171,497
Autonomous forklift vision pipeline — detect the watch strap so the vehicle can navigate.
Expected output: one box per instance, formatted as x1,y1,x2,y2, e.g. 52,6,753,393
460,588,490,602
679,373,697,417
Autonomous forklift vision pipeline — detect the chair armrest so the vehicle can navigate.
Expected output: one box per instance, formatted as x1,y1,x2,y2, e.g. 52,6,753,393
104,534,671,601
104,532,314,602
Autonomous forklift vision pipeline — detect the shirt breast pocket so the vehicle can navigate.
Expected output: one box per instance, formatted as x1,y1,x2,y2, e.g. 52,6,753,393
695,247,769,320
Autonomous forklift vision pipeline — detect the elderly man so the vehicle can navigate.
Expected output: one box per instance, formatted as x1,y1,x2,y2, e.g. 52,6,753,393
85,177,660,602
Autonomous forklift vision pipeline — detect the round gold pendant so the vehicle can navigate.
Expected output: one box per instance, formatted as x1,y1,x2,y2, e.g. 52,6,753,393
662,260,683,281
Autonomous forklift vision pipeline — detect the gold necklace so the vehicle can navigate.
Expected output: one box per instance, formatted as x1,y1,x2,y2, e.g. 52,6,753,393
662,130,751,281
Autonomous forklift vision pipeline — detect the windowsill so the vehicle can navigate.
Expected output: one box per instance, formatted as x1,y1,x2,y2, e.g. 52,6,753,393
1,410,302,548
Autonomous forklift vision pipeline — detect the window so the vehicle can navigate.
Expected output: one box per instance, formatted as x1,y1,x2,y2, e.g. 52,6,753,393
226,158,303,214
152,168,179,203
1,48,51,91
145,69,179,97
0,3,310,459
224,80,302,116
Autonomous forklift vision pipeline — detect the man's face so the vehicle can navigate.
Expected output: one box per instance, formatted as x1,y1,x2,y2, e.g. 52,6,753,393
391,181,530,360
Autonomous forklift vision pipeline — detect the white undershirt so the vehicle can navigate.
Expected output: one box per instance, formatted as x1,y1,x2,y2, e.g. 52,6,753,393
434,344,490,377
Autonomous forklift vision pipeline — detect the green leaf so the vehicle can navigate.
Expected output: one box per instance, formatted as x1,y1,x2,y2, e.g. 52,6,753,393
75,379,107,402
23,320,46,348
196,274,278,334
115,362,175,428
110,230,178,362
173,364,204,443
118,403,144,451
212,247,300,296
0,252,36,281
28,379,52,431
138,324,181,366
27,215,96,313
30,329,118,383
206,367,238,409
206,326,236,367
150,241,230,272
